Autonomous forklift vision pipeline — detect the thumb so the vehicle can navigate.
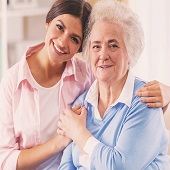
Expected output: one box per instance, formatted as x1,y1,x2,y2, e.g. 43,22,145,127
80,106,87,119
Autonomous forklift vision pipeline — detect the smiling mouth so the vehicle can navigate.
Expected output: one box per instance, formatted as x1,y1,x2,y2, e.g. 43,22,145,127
99,65,112,68
53,42,67,54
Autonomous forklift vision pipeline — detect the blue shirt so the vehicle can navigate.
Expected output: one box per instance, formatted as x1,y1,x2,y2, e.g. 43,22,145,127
59,71,170,170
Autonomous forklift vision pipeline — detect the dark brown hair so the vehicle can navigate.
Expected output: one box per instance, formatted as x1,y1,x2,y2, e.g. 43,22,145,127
46,0,92,52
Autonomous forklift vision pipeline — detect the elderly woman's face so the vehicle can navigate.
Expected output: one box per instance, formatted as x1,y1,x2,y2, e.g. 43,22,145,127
89,20,129,84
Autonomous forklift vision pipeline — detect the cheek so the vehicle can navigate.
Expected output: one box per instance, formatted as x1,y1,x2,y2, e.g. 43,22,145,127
70,45,80,56
47,26,59,39
123,55,130,66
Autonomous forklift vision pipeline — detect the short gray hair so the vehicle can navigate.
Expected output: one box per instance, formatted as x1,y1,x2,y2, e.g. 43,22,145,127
83,0,144,68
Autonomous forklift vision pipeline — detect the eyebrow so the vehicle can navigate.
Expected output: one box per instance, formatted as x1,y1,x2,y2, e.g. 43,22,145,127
108,39,119,44
91,39,119,44
91,41,101,44
58,19,82,42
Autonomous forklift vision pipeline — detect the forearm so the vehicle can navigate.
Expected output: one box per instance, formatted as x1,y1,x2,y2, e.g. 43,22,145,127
17,135,70,170
72,127,92,153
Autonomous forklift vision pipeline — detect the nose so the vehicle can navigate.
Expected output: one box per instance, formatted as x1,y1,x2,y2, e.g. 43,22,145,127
58,35,67,47
99,47,109,61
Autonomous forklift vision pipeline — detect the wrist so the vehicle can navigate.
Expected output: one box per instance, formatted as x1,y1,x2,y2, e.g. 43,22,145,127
73,127,92,150
51,135,71,154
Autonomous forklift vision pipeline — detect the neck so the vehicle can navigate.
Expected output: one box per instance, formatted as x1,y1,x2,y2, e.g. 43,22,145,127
27,48,66,87
98,73,128,117
37,47,66,77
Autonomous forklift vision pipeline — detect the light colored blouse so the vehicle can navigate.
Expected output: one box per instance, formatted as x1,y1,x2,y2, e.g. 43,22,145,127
59,70,170,170
0,42,94,169
28,64,61,169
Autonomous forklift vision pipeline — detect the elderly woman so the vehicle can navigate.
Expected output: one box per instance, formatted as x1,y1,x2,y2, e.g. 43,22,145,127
58,0,170,169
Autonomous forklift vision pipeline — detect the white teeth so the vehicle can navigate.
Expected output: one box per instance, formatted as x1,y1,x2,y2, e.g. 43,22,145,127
54,43,65,54
100,65,111,68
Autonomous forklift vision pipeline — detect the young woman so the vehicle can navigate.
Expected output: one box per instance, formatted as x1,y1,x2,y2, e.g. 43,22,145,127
0,0,92,169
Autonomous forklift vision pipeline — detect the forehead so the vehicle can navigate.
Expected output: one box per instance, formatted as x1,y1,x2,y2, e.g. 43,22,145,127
52,14,83,34
90,20,124,42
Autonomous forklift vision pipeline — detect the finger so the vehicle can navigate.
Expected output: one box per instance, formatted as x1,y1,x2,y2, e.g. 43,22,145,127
59,112,66,122
137,81,159,93
57,128,65,136
137,85,157,92
136,90,161,97
58,120,63,129
136,86,151,93
146,102,162,108
143,80,158,87
80,107,87,119
136,91,150,97
72,104,82,112
74,107,82,115
140,96,162,103
136,90,147,96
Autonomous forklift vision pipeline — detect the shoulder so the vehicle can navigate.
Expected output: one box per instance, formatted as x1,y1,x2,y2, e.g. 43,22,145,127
73,56,86,65
126,77,163,120
130,77,147,110
0,62,20,89
133,76,146,92
72,56,91,75
71,56,85,69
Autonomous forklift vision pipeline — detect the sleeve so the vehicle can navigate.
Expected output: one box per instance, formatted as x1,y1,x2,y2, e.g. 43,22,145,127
89,101,168,170
58,142,76,170
84,136,100,155
0,75,20,170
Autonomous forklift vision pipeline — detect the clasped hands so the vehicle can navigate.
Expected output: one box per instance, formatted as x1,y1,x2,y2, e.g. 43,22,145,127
57,104,87,142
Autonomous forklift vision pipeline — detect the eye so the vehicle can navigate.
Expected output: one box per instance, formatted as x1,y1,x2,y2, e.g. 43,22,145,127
109,43,119,52
92,45,100,49
56,24,64,31
91,45,101,52
109,43,118,48
71,37,80,44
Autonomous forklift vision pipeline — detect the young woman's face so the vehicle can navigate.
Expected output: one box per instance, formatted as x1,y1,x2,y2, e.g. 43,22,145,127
45,14,82,64
89,20,129,84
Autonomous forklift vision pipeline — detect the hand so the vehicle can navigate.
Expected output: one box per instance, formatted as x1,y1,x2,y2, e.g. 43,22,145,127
56,104,82,144
57,107,87,139
136,80,170,108
57,107,92,151
72,103,82,115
